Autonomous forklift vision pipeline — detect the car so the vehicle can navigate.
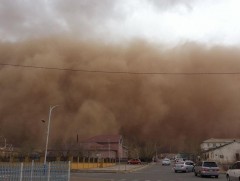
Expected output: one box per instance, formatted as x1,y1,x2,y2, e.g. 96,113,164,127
173,160,195,173
226,161,240,181
194,161,219,178
127,158,141,164
162,158,171,166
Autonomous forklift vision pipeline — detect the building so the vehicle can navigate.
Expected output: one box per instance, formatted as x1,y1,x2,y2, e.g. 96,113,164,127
202,141,240,164
200,138,240,151
80,134,128,160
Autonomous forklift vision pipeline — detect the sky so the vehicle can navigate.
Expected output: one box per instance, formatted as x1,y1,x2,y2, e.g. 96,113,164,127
1,0,240,46
1,0,240,152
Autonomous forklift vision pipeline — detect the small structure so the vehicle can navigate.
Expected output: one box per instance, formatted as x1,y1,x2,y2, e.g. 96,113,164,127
201,140,240,164
80,134,128,160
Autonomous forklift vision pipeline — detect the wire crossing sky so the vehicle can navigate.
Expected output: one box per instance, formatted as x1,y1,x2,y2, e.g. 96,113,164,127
2,63,240,75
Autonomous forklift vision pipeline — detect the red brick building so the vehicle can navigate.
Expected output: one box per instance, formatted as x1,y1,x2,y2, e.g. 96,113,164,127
80,135,128,159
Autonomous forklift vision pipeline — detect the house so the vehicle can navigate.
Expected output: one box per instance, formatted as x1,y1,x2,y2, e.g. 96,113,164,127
80,134,128,159
202,140,240,164
200,138,240,151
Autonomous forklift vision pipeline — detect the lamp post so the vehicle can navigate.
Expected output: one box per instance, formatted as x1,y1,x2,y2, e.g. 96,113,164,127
44,105,59,165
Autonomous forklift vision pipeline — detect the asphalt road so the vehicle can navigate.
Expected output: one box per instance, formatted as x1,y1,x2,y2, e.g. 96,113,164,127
71,163,227,181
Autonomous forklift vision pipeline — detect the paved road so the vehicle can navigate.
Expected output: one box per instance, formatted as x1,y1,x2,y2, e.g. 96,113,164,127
71,163,227,181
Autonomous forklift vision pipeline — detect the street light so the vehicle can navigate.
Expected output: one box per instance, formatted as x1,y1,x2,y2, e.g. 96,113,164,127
44,105,59,165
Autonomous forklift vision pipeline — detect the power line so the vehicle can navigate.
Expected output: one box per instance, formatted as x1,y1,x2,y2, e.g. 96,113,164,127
1,62,240,75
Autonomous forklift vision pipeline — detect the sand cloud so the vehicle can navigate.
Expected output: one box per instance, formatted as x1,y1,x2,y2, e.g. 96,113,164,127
1,37,240,152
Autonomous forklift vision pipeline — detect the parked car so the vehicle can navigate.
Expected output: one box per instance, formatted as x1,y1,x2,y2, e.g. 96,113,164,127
162,158,171,166
226,161,240,181
194,161,219,178
173,160,195,172
127,158,141,164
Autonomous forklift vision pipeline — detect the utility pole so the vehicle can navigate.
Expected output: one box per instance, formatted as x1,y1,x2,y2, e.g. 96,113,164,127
108,139,110,159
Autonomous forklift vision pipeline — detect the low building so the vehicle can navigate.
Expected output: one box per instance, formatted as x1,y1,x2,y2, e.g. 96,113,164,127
200,138,240,151
202,141,240,164
80,134,128,160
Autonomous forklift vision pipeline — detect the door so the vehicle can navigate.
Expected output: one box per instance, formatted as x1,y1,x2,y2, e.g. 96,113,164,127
236,153,239,161
185,161,194,172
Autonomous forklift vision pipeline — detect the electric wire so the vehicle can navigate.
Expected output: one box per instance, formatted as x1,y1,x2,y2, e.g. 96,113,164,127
1,63,240,75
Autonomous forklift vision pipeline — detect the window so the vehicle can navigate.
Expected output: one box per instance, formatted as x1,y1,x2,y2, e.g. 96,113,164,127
237,162,240,169
232,163,237,169
185,162,193,165
203,161,217,167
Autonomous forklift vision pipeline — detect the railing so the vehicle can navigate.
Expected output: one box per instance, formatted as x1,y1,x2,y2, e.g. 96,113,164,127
0,161,70,181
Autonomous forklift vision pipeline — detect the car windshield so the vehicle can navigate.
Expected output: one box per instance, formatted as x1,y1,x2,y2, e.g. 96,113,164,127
203,162,217,167
177,161,184,164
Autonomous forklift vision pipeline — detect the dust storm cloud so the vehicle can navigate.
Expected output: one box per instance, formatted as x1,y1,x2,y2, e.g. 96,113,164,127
0,37,240,152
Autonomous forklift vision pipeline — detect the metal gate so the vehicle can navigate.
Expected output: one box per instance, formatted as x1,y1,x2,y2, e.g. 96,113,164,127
0,161,70,181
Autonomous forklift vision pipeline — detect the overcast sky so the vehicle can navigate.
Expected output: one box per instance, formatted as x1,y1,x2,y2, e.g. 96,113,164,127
1,0,240,46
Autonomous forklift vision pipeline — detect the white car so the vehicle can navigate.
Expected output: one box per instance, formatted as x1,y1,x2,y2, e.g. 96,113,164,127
226,161,240,181
194,161,219,178
173,160,195,172
162,158,171,166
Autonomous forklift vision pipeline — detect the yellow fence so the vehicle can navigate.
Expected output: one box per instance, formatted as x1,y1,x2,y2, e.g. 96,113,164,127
71,162,116,169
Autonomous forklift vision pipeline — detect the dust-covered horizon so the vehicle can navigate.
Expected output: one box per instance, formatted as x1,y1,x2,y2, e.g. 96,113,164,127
1,37,240,152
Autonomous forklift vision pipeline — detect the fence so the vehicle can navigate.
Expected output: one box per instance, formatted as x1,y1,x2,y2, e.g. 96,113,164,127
0,161,70,181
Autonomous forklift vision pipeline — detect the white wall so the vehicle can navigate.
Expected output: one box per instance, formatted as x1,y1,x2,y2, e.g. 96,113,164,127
206,142,240,164
201,142,227,151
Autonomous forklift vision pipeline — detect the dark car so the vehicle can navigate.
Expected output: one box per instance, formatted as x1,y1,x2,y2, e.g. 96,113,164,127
127,158,141,164
194,161,219,178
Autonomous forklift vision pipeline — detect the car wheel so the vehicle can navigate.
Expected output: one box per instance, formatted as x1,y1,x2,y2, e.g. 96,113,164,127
215,175,218,178
194,172,197,176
